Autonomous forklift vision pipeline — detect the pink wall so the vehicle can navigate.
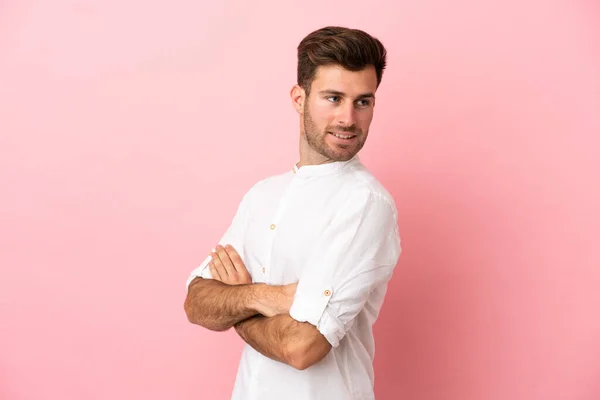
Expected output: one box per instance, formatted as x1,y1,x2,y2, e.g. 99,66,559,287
1,1,599,399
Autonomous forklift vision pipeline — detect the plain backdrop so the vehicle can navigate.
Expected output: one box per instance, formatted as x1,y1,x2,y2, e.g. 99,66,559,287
1,1,599,399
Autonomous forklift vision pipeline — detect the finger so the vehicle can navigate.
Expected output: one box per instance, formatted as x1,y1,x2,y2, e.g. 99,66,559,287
225,245,247,273
209,260,222,281
216,245,237,277
224,245,251,283
211,251,228,279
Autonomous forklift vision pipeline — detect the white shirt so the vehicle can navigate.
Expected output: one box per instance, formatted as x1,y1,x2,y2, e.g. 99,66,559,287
186,156,402,400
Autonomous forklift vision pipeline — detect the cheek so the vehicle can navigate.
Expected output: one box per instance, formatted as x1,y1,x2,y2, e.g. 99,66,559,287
308,105,334,127
357,111,374,130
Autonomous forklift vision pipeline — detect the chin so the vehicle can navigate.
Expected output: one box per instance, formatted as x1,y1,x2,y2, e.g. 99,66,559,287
328,150,357,162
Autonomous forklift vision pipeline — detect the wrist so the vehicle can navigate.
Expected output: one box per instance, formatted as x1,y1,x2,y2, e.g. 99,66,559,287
250,283,282,317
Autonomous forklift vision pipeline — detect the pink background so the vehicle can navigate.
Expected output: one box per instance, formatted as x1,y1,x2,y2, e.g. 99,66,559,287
1,1,599,399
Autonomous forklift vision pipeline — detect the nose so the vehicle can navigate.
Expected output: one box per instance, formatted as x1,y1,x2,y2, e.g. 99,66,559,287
336,102,356,127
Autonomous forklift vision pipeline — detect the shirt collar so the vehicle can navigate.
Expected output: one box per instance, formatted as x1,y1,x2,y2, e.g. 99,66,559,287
292,155,360,178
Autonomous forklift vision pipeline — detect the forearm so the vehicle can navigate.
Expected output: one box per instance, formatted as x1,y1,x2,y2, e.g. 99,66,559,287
184,277,260,331
234,314,298,365
234,314,331,370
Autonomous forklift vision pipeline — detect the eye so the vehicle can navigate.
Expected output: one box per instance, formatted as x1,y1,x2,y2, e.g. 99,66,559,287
326,96,341,103
356,99,371,107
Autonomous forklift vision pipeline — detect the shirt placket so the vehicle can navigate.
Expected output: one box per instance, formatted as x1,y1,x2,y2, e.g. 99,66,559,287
261,176,300,283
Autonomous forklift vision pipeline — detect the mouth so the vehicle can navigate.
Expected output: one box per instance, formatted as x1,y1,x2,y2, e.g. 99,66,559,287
328,131,357,140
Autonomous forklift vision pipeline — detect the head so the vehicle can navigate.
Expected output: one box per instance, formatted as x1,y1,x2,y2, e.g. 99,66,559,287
291,26,387,165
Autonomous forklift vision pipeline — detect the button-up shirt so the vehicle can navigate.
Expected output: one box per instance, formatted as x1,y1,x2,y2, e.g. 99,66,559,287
186,156,402,400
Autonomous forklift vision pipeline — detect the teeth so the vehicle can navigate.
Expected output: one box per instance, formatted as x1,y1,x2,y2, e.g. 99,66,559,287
332,133,354,139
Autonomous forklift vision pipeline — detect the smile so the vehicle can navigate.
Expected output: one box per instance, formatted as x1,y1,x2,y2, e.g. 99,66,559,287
329,132,356,139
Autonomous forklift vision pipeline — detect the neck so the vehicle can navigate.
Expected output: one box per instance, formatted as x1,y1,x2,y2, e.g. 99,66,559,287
298,134,335,168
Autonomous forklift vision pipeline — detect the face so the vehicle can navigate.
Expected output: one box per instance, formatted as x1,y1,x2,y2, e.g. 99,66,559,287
293,64,378,164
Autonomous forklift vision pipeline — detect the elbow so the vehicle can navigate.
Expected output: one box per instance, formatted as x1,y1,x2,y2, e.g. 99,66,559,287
184,280,201,325
184,294,230,332
286,346,316,371
286,345,310,370
184,294,200,325
286,340,331,371
290,356,312,371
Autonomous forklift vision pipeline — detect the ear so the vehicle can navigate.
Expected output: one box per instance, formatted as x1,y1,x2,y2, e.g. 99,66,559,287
290,84,305,115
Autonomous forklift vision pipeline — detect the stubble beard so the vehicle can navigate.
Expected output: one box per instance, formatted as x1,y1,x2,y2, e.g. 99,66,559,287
302,103,367,163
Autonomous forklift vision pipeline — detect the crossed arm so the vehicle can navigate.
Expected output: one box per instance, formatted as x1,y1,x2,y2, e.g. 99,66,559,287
234,314,331,370
183,245,332,370
185,192,400,371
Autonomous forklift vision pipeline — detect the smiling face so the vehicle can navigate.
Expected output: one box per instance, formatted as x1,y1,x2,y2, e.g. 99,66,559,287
292,64,379,165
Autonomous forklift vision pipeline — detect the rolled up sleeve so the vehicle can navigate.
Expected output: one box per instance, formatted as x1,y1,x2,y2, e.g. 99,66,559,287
289,191,401,347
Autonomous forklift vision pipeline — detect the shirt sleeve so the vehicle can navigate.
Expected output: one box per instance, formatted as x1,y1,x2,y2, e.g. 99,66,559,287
288,190,401,347
185,188,253,291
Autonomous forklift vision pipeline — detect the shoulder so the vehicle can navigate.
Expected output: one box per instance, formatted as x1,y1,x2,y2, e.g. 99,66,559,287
239,169,294,203
342,161,398,217
249,170,293,193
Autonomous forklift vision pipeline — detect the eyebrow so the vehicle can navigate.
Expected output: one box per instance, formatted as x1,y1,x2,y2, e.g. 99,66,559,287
318,90,375,99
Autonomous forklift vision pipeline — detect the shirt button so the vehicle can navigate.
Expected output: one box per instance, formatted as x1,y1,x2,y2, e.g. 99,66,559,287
270,224,276,230
324,289,332,297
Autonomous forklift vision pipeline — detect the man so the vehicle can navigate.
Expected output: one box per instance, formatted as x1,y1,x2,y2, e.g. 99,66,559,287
184,26,401,400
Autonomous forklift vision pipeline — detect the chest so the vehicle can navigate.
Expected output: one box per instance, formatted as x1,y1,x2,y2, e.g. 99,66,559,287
242,178,346,284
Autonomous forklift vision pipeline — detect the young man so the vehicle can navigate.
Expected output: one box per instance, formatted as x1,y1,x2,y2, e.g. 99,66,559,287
184,26,401,400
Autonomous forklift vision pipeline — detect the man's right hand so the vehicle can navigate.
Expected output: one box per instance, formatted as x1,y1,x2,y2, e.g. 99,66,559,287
209,244,252,285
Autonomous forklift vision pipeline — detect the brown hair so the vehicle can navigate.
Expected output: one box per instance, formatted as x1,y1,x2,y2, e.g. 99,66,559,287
297,26,387,96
